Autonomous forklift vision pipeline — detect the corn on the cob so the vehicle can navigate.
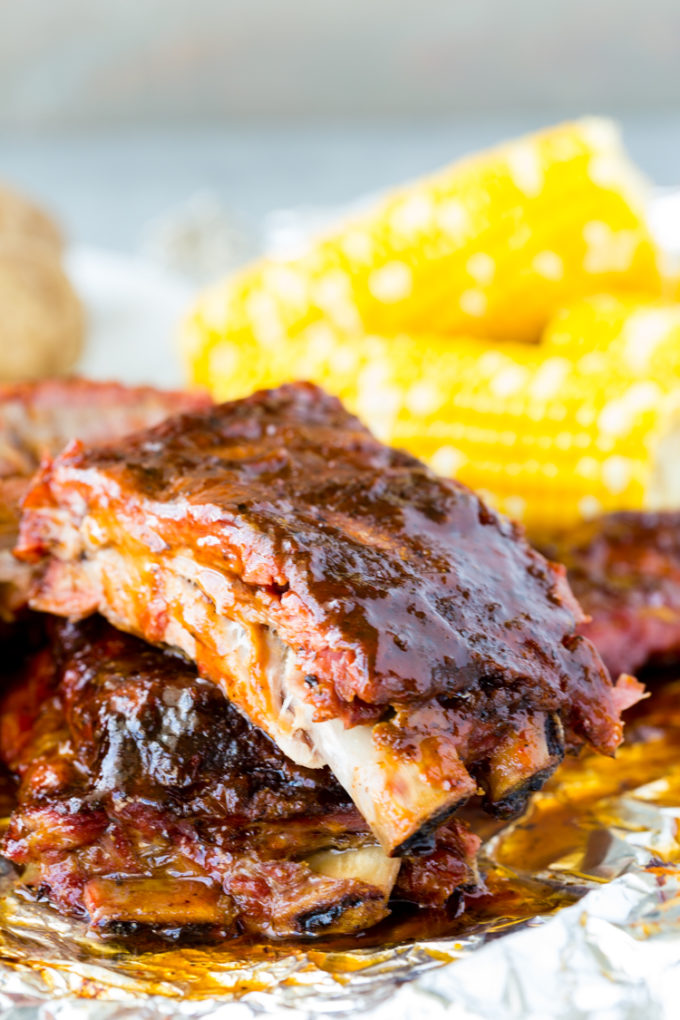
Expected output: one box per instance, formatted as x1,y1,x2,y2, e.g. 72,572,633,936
183,296,680,534
183,118,662,380
543,292,680,363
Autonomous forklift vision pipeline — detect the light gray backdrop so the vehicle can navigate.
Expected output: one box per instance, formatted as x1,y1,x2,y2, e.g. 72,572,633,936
0,1,678,252
2,0,679,125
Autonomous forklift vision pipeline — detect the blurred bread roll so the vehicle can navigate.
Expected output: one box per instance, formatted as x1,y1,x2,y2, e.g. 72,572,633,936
0,237,84,382
0,185,62,254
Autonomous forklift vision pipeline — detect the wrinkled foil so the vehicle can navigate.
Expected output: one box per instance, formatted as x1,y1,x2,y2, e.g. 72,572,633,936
1,677,680,1019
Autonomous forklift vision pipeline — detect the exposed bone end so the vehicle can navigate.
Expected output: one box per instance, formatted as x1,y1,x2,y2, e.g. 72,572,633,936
291,883,391,936
309,717,477,857
306,844,401,900
83,876,231,929
485,712,564,818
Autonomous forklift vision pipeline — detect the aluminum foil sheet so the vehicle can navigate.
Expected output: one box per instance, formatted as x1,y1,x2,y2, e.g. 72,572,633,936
0,677,679,1019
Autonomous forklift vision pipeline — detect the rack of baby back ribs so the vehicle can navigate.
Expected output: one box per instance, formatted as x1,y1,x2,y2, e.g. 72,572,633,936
0,377,642,940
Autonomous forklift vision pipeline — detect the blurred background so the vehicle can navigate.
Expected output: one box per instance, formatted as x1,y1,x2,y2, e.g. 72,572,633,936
1,0,679,252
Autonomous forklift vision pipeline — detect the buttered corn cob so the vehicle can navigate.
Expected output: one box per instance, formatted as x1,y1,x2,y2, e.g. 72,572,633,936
182,119,675,533
184,296,680,534
183,118,662,378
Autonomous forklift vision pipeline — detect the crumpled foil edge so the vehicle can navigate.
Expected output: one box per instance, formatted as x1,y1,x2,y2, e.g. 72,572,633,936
1,866,679,1020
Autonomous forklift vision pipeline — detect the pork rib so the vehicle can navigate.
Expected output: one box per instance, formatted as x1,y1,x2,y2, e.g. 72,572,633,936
542,511,680,677
0,617,478,938
16,382,642,854
0,378,211,618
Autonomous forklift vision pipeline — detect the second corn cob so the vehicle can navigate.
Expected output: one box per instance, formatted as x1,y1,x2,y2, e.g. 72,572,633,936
185,295,680,535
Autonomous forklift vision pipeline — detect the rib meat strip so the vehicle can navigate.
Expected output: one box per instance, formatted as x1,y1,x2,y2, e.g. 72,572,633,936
542,511,680,677
0,617,478,939
16,382,643,854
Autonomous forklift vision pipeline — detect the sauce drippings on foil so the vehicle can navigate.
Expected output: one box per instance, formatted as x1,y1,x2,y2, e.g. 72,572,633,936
0,673,678,997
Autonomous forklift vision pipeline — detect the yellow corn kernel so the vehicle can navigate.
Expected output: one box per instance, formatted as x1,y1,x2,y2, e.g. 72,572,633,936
182,118,662,378
184,297,680,535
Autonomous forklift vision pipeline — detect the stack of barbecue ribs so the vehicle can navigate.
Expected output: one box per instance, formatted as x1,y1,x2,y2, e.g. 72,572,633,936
0,378,643,941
